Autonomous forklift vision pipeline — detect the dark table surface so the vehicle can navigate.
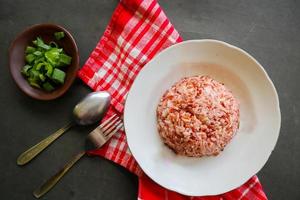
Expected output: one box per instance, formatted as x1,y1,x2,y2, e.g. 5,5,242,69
0,0,299,199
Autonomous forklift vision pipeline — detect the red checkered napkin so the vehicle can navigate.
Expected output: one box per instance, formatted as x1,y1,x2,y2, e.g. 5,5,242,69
78,0,268,199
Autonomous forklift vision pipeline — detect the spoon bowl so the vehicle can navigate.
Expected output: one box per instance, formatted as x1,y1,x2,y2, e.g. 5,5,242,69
73,92,111,125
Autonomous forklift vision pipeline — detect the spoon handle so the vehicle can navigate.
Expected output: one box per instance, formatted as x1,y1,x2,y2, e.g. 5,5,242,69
33,151,86,198
17,122,74,166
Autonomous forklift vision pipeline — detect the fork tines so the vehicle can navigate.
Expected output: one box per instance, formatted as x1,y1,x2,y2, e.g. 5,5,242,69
88,114,123,148
101,114,123,138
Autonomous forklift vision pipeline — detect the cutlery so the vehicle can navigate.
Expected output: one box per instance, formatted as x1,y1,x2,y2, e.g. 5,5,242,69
17,91,111,166
33,114,123,198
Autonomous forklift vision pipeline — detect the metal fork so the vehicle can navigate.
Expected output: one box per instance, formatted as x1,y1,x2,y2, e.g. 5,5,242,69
33,114,123,198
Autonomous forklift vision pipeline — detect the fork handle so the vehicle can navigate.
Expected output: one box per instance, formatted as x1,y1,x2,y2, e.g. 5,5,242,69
33,151,86,198
17,122,74,166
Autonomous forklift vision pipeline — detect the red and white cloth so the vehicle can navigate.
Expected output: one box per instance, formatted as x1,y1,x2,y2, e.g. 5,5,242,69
78,0,268,199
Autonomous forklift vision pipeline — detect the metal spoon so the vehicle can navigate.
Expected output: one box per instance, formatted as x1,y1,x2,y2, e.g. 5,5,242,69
17,91,111,166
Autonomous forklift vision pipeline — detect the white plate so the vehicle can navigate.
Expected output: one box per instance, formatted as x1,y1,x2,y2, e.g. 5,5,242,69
124,40,281,196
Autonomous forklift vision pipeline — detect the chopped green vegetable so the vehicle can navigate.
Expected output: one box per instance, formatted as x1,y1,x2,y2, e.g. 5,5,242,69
33,50,43,56
25,46,36,54
36,37,50,50
29,81,41,88
21,65,32,76
28,77,41,88
39,74,46,82
59,54,72,65
54,32,65,40
21,36,72,92
28,70,42,88
35,62,46,71
25,54,35,63
51,68,66,84
34,57,45,65
45,63,54,77
29,69,40,80
45,48,60,66
42,82,55,92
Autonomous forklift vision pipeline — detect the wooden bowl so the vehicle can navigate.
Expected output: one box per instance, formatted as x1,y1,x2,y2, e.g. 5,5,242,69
9,24,79,100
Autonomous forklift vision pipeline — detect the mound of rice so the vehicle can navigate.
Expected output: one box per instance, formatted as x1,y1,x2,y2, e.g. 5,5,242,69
156,75,239,157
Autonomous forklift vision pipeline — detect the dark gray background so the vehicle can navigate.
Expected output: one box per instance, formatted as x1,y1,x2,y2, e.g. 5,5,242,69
0,0,299,199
